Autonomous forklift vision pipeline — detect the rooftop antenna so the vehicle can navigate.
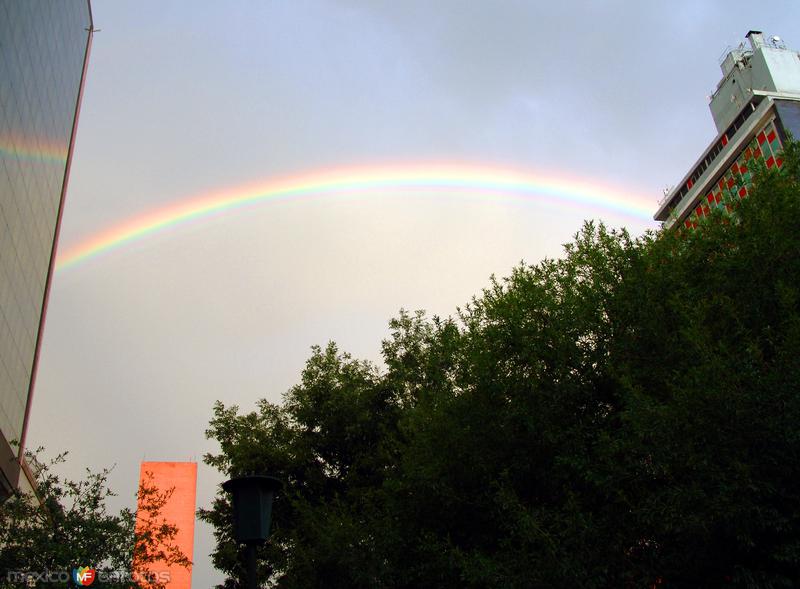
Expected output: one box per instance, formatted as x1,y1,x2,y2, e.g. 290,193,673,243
770,35,786,49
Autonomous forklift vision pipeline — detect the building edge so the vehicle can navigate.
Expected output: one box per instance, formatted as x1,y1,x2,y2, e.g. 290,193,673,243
15,3,95,481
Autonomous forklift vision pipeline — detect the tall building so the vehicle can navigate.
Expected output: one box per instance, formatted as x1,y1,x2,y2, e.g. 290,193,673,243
135,462,198,589
0,1,93,496
655,31,800,228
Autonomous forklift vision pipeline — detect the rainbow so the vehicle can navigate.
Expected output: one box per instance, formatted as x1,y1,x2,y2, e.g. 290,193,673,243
1,133,68,165
55,164,655,271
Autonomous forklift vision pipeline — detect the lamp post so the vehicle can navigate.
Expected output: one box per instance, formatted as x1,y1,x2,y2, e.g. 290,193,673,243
222,475,282,589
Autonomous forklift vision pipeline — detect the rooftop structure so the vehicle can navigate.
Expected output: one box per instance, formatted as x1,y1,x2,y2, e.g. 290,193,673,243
655,31,800,229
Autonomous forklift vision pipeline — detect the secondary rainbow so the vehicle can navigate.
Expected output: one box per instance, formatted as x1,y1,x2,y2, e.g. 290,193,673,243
55,164,654,271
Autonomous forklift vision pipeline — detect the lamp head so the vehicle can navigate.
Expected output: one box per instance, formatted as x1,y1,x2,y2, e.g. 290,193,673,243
222,475,282,545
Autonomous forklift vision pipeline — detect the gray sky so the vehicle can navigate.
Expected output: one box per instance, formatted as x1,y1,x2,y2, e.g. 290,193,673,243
30,1,800,586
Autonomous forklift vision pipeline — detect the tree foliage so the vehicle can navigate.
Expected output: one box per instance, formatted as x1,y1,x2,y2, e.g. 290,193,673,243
202,141,800,588
0,448,191,589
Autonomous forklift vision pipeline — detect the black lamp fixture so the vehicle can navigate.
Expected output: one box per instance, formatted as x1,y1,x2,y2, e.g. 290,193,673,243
222,474,282,589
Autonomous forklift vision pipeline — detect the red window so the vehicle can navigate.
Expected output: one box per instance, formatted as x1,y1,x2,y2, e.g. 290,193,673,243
758,132,767,144
707,193,714,203
727,177,735,189
776,157,784,168
767,130,776,143
695,205,703,217
766,156,775,169
687,178,694,189
739,187,747,198
721,134,729,146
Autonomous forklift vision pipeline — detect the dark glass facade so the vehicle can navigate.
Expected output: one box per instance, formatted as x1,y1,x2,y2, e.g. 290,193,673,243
0,0,92,494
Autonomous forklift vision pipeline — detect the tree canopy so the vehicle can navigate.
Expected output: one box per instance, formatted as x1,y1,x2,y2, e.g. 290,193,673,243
202,141,800,588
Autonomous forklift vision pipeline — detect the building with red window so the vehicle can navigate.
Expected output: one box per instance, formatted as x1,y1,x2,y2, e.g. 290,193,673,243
655,31,800,228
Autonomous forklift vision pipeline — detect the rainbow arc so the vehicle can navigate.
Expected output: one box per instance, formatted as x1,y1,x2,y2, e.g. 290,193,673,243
55,164,654,271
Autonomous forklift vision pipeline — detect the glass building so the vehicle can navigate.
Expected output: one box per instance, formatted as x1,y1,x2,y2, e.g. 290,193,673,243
655,31,800,228
0,1,93,496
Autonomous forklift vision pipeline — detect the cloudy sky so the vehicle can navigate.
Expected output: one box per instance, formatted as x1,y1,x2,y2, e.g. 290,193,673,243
30,1,800,585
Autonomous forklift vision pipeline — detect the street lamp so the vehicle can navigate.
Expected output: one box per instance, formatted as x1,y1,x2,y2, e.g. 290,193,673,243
222,475,282,589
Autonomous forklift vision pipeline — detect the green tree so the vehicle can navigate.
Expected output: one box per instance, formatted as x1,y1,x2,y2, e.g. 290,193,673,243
602,141,800,587
0,448,191,589
200,343,400,588
202,141,800,588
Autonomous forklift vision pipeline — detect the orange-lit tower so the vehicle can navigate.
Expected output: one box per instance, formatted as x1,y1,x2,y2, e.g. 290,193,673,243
135,462,197,589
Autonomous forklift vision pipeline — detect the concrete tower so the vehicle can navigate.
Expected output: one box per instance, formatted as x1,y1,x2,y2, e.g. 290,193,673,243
655,31,800,228
135,462,198,589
